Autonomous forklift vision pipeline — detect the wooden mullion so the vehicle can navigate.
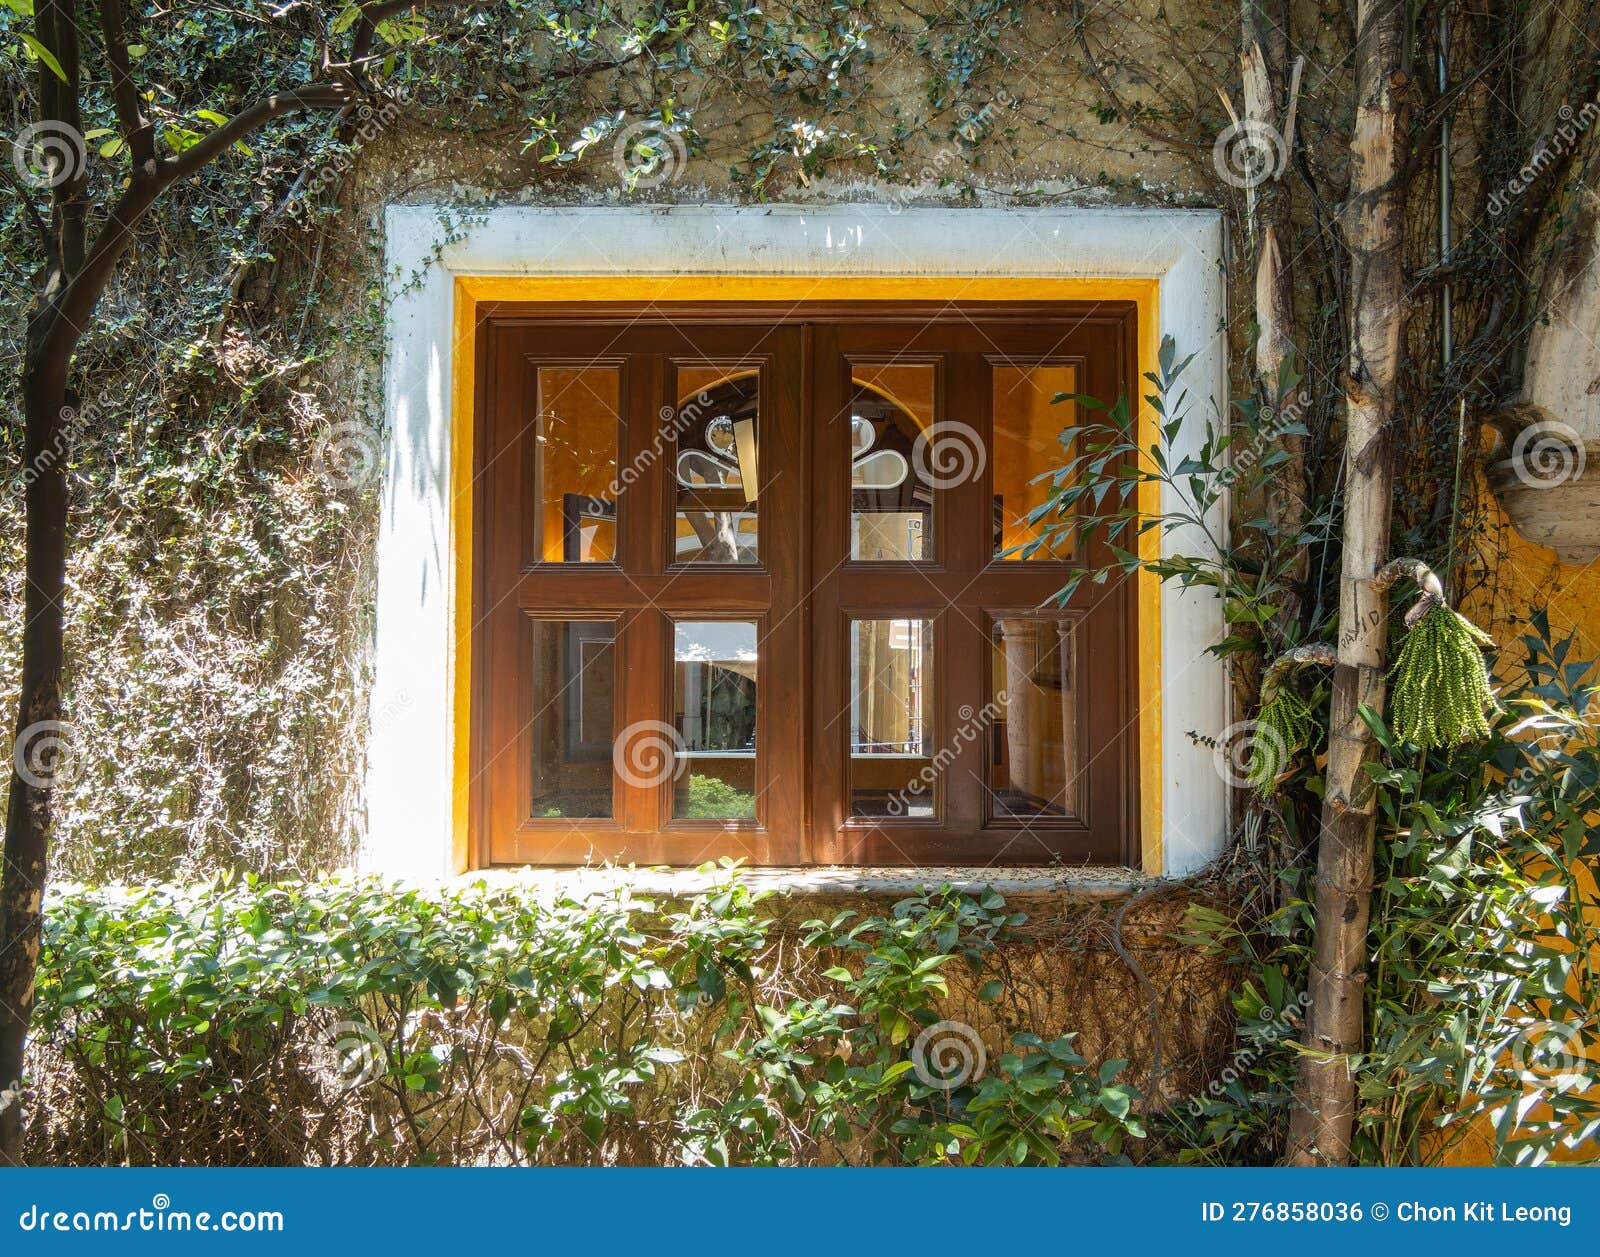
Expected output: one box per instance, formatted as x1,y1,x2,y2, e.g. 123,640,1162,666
617,604,665,854
626,352,667,577
942,349,989,576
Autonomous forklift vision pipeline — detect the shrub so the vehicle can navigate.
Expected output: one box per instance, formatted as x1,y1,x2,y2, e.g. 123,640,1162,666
29,866,1143,1166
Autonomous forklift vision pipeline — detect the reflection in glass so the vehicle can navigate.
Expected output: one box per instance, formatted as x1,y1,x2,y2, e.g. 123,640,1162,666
529,620,615,818
673,367,759,564
850,364,934,561
989,618,1079,818
993,364,1076,560
536,367,620,562
849,618,934,817
672,620,758,819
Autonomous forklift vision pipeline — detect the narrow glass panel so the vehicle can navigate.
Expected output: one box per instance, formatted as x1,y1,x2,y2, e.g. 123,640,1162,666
993,364,1076,560
673,367,758,564
988,618,1080,818
849,618,934,817
529,619,614,818
850,364,935,561
672,620,758,819
536,367,619,562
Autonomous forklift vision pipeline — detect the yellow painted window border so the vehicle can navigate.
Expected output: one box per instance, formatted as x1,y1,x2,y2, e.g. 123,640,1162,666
450,275,1164,875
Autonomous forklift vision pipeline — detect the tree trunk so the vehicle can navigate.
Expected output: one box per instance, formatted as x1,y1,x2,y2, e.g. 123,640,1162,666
0,0,440,1162
1285,0,1411,1167
1240,0,1308,634
0,357,72,1166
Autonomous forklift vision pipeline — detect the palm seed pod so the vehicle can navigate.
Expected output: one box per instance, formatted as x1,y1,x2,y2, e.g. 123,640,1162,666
1388,601,1497,750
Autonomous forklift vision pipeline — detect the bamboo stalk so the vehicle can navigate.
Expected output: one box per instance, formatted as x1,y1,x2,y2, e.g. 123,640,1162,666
1284,0,1412,1167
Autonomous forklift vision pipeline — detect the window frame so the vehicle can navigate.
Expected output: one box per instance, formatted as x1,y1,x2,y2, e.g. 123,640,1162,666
470,302,1140,869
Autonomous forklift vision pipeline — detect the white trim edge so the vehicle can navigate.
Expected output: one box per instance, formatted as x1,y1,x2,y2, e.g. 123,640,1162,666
368,204,1230,881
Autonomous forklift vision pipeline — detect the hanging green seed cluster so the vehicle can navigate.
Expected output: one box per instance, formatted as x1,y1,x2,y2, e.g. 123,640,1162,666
1388,602,1497,750
1249,684,1318,794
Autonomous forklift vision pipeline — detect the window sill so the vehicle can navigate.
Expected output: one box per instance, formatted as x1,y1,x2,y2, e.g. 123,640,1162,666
461,864,1157,901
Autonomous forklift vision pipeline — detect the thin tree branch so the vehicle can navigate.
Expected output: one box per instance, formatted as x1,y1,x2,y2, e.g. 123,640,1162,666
98,0,157,173
1070,0,1207,152
0,164,50,247
349,0,500,72
160,83,356,183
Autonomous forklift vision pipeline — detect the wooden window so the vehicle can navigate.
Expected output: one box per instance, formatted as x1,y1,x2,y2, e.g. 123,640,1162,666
472,304,1139,867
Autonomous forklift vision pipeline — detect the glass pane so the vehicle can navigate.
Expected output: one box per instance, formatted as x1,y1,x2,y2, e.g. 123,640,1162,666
993,364,1076,560
672,620,758,819
673,367,758,564
850,364,934,561
989,618,1080,818
529,620,615,818
536,367,619,562
850,618,934,817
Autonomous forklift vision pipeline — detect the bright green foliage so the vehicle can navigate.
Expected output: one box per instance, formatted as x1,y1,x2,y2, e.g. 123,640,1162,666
1389,602,1498,750
1172,615,1600,1167
1033,344,1598,1165
34,864,1143,1166
680,773,757,819
1249,684,1318,795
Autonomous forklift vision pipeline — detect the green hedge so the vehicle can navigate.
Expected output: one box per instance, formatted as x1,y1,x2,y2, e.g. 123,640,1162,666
31,866,1142,1166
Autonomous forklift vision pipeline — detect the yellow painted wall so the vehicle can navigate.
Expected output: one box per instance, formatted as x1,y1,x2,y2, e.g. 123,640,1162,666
1452,468,1600,1165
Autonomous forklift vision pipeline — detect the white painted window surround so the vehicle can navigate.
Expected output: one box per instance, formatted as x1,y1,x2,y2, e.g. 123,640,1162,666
369,204,1230,882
